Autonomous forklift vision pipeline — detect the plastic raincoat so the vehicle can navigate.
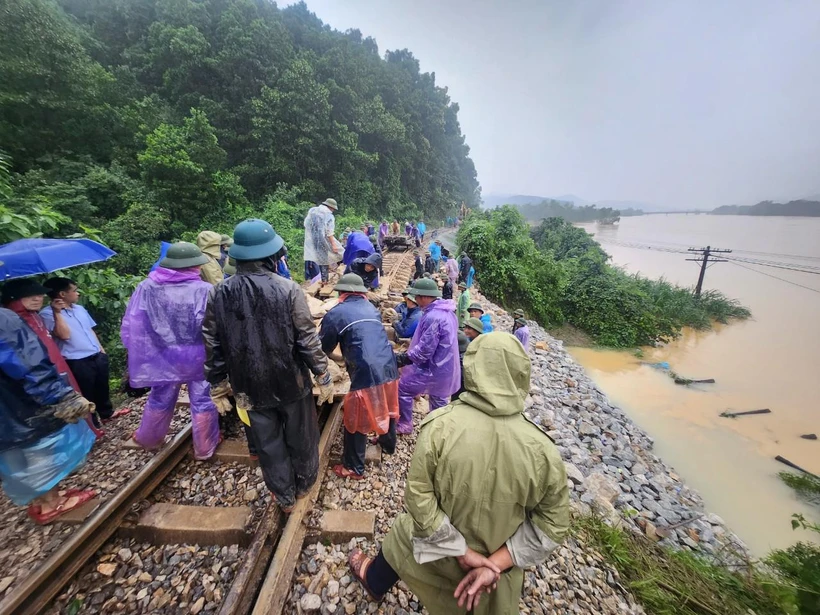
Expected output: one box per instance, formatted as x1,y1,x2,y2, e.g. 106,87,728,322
121,267,220,458
383,333,570,614
445,258,459,284
0,308,96,504
393,305,421,339
457,289,471,327
303,204,337,266
399,299,460,402
429,243,441,268
319,295,399,435
514,325,531,352
459,255,473,283
378,222,389,245
342,231,374,266
346,254,381,289
196,231,226,285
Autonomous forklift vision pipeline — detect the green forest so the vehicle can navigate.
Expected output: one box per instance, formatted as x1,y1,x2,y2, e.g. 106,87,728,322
0,0,480,370
458,207,751,347
515,200,624,223
711,199,820,217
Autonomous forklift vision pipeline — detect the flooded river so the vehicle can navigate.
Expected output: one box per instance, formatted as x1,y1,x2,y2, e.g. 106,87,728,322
571,214,820,555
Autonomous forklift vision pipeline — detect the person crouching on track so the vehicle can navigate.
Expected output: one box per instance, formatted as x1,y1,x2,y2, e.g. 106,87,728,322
348,333,570,614
203,219,334,514
121,242,221,461
319,274,399,480
393,278,460,434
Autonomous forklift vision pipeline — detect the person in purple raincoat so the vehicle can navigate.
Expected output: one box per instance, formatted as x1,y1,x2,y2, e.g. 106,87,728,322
394,279,461,434
121,242,221,460
378,221,389,247
513,318,531,354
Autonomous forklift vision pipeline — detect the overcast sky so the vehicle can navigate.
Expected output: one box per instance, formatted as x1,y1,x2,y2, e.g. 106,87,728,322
285,1,820,209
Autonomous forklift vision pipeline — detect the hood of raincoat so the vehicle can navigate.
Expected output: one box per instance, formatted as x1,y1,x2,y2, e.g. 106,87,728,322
342,231,374,266
196,231,222,259
121,268,213,386
460,332,529,418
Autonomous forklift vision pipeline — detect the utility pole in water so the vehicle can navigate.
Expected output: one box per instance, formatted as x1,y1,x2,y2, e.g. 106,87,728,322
687,246,732,297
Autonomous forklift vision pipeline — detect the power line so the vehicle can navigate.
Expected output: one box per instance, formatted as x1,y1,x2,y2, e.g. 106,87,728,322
596,237,820,262
723,257,820,275
728,261,820,295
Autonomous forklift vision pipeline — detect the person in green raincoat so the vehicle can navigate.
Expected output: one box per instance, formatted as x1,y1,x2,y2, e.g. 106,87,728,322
348,333,570,614
456,282,470,327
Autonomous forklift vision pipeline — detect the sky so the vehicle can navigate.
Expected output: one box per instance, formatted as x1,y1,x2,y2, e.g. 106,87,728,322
284,0,820,209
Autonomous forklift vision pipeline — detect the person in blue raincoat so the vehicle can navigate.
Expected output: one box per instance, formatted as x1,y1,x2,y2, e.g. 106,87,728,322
0,307,97,524
468,303,494,333
346,253,382,290
320,274,399,479
392,291,421,339
343,231,375,266
429,241,442,271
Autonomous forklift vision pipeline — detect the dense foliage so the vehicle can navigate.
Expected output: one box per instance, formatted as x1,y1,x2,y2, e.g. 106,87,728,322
458,208,750,347
0,0,481,371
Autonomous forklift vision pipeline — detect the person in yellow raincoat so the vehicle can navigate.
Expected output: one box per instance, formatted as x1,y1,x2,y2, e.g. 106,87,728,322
196,230,226,285
348,332,570,614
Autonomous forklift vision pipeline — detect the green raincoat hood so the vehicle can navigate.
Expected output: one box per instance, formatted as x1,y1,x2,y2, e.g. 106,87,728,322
196,230,222,259
459,332,530,417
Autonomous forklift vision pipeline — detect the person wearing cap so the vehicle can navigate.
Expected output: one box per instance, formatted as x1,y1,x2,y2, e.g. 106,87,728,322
393,278,460,434
219,235,233,268
122,242,221,460
513,318,531,353
347,334,570,614
467,303,494,333
303,198,341,283
204,219,333,514
319,274,399,479
40,277,114,422
346,253,382,290
413,250,424,280
196,230,227,285
429,241,442,271
457,282,471,327
392,290,421,339
0,305,98,524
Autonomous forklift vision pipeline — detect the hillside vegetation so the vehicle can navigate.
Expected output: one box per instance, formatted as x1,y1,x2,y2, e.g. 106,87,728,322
712,200,820,216
0,0,480,370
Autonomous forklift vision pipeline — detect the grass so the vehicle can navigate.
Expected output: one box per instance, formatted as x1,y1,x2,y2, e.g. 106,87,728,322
779,472,820,505
574,515,796,615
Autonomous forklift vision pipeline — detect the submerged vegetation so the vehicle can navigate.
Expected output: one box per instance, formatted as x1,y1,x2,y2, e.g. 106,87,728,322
458,207,751,347
779,472,820,505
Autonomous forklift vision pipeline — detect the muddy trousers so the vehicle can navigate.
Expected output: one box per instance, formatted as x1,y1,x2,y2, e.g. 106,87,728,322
248,394,319,509
366,550,400,595
397,377,448,432
342,419,397,476
134,381,221,460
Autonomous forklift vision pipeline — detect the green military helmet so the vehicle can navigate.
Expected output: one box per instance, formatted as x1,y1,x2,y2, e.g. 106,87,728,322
513,308,525,318
464,317,485,334
335,273,368,293
220,234,234,247
411,278,441,297
159,242,209,269
229,219,284,261
514,317,527,327
223,257,237,276
467,302,484,313
321,198,338,211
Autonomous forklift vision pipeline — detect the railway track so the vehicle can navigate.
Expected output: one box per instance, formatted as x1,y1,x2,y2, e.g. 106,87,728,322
1,241,418,615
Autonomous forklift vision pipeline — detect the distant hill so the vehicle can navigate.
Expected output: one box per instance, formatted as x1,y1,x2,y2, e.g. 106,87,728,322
482,193,569,209
711,200,820,217
483,192,656,212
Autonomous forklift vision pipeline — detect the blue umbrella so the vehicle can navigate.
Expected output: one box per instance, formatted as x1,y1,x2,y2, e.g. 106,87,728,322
0,238,116,281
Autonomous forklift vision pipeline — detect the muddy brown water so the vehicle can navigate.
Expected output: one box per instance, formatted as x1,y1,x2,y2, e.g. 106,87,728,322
570,214,820,555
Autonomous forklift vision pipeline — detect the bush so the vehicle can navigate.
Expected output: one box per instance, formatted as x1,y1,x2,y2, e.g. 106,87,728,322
767,515,820,615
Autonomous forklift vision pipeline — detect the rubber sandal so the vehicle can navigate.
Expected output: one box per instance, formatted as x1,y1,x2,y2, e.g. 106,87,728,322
348,549,384,602
27,489,97,525
109,408,131,419
333,464,364,480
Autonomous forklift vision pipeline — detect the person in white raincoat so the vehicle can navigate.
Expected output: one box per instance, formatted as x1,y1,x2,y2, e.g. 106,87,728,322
303,198,340,282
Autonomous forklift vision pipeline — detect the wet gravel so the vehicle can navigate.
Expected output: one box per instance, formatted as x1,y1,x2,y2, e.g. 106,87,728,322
0,396,188,601
46,539,244,614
